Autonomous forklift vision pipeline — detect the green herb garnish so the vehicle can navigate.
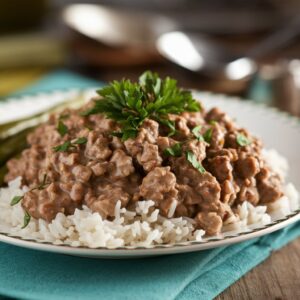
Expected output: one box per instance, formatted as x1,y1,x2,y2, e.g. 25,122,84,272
10,195,24,206
163,143,182,157
31,174,49,191
53,141,73,152
192,125,204,141
203,128,213,143
57,120,68,137
11,175,50,207
157,118,176,137
53,137,87,152
236,133,251,147
81,71,201,140
22,211,31,229
73,137,87,145
186,151,206,173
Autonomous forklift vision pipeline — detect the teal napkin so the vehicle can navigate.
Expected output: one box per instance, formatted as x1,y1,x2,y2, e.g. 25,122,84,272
0,70,299,300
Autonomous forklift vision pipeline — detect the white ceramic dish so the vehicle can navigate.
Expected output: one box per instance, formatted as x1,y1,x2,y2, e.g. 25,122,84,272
0,89,299,258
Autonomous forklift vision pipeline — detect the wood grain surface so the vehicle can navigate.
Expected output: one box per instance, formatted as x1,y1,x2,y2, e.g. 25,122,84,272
216,237,300,300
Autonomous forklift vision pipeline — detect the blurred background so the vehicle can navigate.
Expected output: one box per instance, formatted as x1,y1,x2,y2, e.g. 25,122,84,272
1,0,300,115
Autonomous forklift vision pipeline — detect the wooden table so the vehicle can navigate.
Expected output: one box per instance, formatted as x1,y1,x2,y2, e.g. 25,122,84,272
216,238,300,299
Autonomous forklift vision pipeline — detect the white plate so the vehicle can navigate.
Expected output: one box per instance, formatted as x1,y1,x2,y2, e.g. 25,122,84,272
0,89,299,258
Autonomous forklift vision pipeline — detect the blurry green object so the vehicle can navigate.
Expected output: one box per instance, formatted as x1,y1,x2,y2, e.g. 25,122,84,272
0,165,7,186
0,33,66,69
0,128,31,167
0,0,48,32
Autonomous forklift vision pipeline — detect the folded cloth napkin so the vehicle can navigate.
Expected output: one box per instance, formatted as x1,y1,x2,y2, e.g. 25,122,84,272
0,70,299,300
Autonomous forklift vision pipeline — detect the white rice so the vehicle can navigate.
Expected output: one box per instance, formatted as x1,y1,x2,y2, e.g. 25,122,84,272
0,149,298,248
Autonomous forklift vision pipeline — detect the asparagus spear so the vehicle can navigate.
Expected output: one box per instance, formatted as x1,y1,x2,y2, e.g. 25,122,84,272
0,128,33,167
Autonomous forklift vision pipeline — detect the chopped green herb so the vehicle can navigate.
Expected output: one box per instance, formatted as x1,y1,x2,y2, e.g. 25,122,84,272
30,174,50,192
192,125,204,141
121,130,137,141
186,151,206,173
53,141,72,152
57,120,68,137
21,211,31,229
157,118,176,137
163,143,182,157
73,137,87,145
81,71,201,140
10,195,24,206
53,137,87,152
203,128,213,143
236,133,251,147
209,120,217,125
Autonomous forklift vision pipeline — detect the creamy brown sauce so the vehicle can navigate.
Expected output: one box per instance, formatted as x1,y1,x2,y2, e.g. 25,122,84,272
5,102,283,235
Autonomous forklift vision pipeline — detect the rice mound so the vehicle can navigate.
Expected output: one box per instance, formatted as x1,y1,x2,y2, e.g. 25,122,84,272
0,149,299,249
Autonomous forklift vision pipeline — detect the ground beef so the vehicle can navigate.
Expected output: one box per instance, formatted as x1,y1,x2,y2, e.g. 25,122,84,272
5,102,284,236
236,178,260,206
85,184,130,219
168,114,190,140
207,155,233,182
256,167,283,203
22,182,79,222
109,149,135,179
139,167,178,216
182,139,207,162
124,119,162,172
209,123,226,150
195,212,223,236
235,155,260,179
85,131,112,160
5,145,45,186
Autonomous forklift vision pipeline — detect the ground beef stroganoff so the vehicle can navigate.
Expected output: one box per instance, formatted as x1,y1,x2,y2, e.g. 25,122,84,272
4,71,286,237
1,72,298,248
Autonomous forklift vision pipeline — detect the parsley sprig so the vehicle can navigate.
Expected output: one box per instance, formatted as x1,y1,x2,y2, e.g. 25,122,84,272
53,137,87,152
81,71,201,140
